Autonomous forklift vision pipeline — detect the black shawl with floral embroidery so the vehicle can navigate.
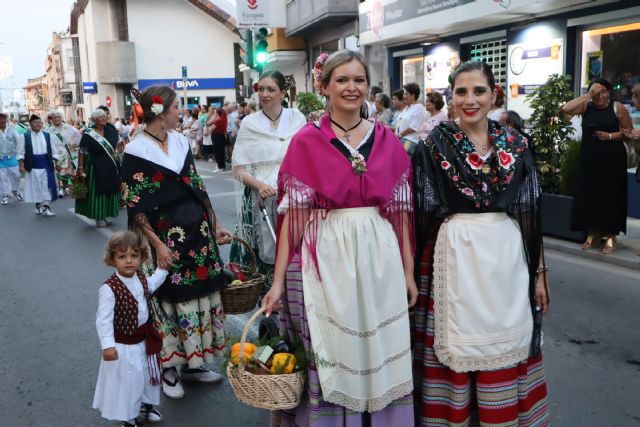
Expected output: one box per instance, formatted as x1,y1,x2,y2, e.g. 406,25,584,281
413,119,545,357
121,151,226,303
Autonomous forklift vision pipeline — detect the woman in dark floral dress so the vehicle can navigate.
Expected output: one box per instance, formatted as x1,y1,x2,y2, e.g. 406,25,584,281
121,85,231,400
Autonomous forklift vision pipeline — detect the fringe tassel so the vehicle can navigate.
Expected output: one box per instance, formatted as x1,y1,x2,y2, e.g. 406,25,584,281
148,354,162,386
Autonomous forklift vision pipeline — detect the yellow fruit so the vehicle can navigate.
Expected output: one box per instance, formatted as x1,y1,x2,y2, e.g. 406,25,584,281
230,279,243,286
230,342,256,365
270,353,296,374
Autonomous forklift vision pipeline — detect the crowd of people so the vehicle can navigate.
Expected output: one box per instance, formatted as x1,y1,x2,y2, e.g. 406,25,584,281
5,49,640,427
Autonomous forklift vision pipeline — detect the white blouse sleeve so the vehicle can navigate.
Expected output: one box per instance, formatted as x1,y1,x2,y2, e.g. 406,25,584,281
96,285,116,350
277,185,315,214
147,268,169,294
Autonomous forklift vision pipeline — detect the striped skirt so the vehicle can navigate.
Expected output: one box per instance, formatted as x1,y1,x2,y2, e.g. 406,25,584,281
413,234,550,427
272,256,415,427
74,154,119,221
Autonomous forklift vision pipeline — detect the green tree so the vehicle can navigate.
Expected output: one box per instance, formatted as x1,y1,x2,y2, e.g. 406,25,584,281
295,92,324,118
525,74,575,193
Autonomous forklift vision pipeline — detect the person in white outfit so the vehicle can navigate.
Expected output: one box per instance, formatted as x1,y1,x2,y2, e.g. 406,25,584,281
93,231,168,427
0,113,23,205
48,111,82,197
17,115,62,216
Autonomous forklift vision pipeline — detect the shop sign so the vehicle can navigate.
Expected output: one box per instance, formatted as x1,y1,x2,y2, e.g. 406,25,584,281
83,82,98,94
236,0,285,28
507,38,564,119
360,0,476,37
137,78,236,91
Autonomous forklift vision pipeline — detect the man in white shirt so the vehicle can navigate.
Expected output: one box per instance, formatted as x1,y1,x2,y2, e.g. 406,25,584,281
397,82,427,153
0,113,23,204
17,115,62,216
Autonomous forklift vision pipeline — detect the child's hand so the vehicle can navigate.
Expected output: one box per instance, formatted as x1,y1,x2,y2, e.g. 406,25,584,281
102,347,118,361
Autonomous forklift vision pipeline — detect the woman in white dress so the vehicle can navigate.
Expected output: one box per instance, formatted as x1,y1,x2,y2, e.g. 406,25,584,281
230,70,306,292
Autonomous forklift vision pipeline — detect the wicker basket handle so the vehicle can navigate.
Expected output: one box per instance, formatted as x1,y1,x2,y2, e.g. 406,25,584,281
238,306,266,372
219,236,258,276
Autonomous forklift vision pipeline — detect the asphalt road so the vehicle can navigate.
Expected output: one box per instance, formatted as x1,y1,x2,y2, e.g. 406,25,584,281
1,159,639,426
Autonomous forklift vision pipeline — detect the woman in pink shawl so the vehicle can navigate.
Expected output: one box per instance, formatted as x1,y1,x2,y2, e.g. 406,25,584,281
262,50,418,427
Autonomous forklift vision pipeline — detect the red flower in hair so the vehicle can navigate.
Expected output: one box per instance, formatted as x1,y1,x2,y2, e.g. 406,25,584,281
152,96,163,104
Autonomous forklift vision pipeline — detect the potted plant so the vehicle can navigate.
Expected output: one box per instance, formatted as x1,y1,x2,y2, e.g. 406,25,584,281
525,74,582,241
295,92,324,119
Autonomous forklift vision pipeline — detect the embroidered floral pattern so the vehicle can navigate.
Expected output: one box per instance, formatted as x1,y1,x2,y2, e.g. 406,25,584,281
431,121,525,208
124,172,161,207
164,232,222,287
187,165,205,191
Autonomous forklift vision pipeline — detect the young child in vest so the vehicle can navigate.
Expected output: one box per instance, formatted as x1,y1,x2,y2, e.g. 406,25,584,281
93,231,168,426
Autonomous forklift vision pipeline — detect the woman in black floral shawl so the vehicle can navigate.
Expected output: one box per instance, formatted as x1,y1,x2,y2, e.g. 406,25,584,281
412,62,551,426
121,86,231,401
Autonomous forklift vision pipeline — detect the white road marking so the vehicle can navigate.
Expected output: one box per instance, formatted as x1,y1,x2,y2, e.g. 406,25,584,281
68,208,114,239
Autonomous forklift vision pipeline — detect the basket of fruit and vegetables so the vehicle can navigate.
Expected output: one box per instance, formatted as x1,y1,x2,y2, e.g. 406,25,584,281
220,236,265,315
226,307,306,410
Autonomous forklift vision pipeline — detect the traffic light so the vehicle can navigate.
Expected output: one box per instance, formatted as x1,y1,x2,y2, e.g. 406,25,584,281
254,27,269,72
239,29,254,69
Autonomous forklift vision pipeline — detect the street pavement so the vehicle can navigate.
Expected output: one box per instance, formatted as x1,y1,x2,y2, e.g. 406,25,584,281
1,159,639,426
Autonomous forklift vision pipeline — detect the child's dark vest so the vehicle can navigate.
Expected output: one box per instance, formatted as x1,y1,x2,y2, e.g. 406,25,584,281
105,271,162,385
105,271,149,336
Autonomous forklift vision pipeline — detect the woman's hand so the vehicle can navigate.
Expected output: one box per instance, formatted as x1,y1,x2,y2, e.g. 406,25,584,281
588,83,606,99
257,183,277,199
102,347,118,361
623,128,640,139
593,131,613,141
262,281,285,317
155,243,175,270
535,274,550,315
215,227,233,244
406,274,418,308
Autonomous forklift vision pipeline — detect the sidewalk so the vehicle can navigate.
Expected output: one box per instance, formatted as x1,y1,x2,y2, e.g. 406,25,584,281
544,217,640,271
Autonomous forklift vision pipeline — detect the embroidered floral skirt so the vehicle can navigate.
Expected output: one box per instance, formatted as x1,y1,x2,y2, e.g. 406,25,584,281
153,291,228,369
75,154,119,220
413,236,550,426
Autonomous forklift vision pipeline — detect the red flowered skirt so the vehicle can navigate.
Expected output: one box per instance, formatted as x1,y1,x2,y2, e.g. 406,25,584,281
412,242,550,426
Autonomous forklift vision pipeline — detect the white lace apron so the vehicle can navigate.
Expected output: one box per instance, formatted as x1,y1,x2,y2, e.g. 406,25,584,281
301,207,413,412
432,212,533,373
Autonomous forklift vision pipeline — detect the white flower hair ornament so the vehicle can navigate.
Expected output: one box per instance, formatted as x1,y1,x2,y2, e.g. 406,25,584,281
150,96,164,115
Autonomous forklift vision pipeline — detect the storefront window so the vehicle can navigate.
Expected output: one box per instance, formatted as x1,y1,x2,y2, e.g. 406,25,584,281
580,22,640,108
468,39,507,89
402,56,424,89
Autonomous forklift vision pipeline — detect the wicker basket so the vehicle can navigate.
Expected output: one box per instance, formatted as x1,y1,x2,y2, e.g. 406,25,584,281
227,307,305,410
220,236,264,315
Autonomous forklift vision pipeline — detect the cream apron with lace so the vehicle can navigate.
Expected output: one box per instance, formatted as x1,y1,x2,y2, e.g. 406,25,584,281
302,207,413,412
432,212,533,373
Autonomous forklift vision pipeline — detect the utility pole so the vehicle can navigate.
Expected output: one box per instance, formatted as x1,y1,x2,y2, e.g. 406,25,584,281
181,66,188,110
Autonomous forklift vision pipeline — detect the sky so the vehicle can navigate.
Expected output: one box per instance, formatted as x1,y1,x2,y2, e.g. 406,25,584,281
0,0,75,104
0,0,237,107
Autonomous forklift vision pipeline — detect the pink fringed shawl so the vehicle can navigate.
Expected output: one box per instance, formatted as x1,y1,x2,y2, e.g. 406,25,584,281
277,114,414,271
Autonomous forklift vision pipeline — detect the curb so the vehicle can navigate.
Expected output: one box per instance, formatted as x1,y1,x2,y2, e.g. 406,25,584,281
544,236,640,271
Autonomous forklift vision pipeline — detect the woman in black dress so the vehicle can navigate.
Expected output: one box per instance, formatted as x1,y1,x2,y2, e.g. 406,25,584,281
561,78,632,253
